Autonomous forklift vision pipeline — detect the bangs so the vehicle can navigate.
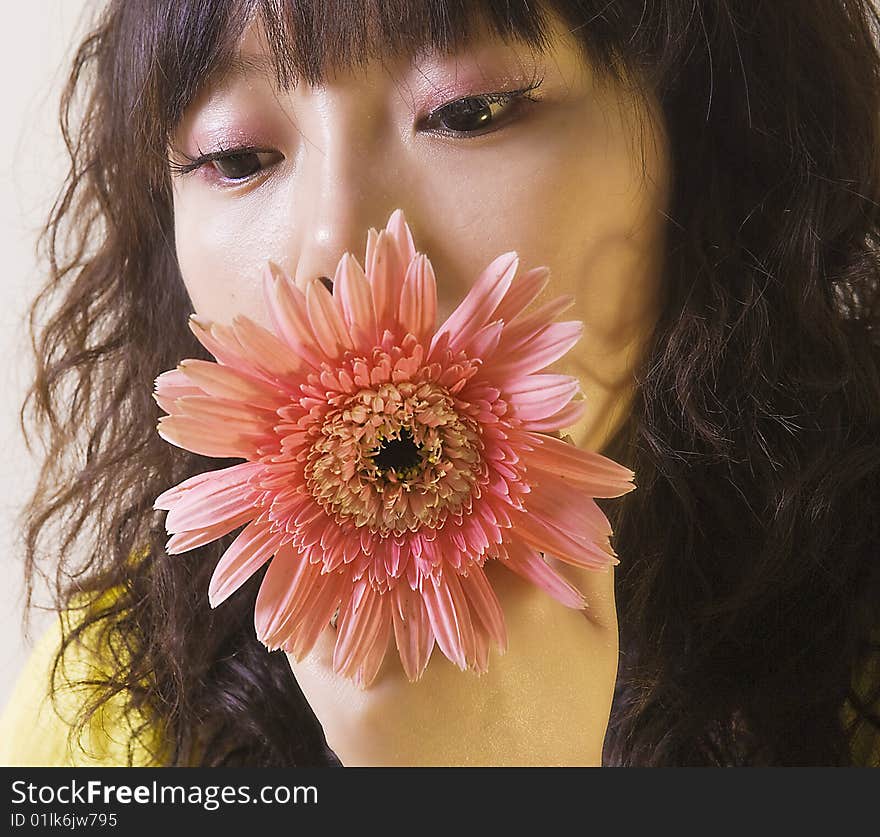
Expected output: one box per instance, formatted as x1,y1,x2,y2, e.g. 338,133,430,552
147,0,645,137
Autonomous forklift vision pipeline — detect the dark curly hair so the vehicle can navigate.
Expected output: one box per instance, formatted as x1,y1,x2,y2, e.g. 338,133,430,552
18,0,880,766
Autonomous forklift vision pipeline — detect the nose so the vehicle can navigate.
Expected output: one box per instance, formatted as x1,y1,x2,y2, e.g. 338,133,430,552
289,86,404,294
292,183,405,293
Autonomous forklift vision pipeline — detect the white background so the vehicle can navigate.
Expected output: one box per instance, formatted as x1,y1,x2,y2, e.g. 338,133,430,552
1,1,97,710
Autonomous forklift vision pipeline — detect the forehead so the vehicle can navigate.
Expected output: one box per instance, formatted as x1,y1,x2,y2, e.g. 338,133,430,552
206,3,566,93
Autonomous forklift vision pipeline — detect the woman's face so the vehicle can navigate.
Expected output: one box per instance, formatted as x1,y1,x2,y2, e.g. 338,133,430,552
169,12,670,453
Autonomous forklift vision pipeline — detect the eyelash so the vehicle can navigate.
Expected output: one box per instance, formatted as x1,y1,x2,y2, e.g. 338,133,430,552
167,72,546,183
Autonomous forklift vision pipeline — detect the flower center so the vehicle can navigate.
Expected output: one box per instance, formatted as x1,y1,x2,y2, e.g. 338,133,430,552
305,376,484,536
371,427,422,478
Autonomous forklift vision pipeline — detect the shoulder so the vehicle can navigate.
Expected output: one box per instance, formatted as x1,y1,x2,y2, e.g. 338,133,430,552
0,589,166,767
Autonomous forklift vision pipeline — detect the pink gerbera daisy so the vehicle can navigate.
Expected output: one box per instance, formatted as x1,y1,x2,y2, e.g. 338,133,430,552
153,208,636,689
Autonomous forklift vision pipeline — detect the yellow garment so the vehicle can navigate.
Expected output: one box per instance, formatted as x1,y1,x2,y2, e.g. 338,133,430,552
1,589,877,766
0,595,167,767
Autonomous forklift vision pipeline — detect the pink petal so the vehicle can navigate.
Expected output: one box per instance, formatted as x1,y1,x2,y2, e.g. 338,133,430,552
420,570,477,670
353,596,393,689
520,398,589,432
458,563,508,652
230,314,310,386
430,251,519,358
187,315,249,369
208,522,281,608
497,294,577,352
165,510,255,554
177,359,286,411
334,254,378,349
368,230,405,329
163,468,263,534
390,581,435,682
526,476,614,542
280,570,348,660
462,319,504,359
305,277,354,358
153,368,205,415
493,266,551,322
364,227,379,279
513,507,617,571
154,460,261,510
505,373,581,422
385,208,417,266
188,316,293,390
490,320,584,379
261,263,325,369
174,394,277,426
157,415,268,459
332,579,386,675
500,538,588,609
257,550,326,646
398,254,437,346
522,431,637,496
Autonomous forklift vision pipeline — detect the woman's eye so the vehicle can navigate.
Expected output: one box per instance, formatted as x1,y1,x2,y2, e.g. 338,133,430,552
424,88,540,138
210,151,279,181
168,148,282,183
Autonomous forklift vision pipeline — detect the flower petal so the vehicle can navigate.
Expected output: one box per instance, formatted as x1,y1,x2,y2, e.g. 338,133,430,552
230,313,310,386
500,537,588,609
353,596,393,689
493,266,551,323
177,359,287,411
390,581,435,682
398,254,437,346
420,570,476,670
368,229,405,330
332,579,386,675
461,319,504,359
163,463,264,534
165,510,254,554
512,506,617,571
492,294,577,358
281,570,348,660
153,368,205,414
261,262,325,369
505,373,581,422
157,414,268,459
430,251,519,357
385,207,417,266
154,461,259,509
305,276,354,358
255,544,319,643
490,320,584,379
522,431,636,496
518,397,589,432
458,563,507,653
527,476,614,542
208,522,281,608
334,253,378,349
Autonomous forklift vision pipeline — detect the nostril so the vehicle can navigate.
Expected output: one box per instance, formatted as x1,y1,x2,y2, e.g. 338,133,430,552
318,275,333,291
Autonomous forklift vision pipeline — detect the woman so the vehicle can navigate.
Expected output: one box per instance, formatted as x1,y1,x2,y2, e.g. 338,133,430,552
2,0,878,766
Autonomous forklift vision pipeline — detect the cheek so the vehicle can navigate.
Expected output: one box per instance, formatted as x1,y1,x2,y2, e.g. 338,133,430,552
172,189,280,328
517,105,669,384
401,105,667,350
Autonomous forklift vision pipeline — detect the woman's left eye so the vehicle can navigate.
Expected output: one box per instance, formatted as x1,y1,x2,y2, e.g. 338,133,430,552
423,88,541,138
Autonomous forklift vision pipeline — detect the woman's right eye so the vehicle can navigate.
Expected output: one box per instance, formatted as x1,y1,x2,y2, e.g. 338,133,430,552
211,152,265,180
168,147,282,183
